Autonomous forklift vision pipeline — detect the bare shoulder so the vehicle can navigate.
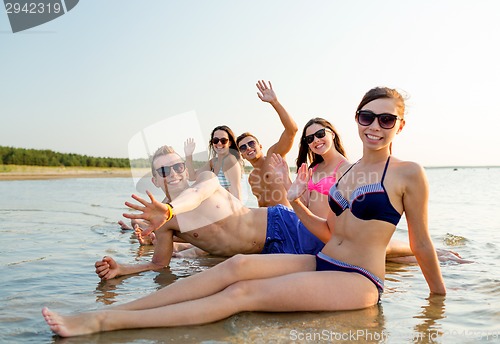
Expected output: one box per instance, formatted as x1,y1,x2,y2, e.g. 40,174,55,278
196,171,218,182
223,154,239,165
390,157,427,184
337,161,354,174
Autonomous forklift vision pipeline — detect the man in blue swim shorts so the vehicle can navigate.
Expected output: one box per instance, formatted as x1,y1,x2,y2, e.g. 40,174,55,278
96,146,326,280
262,204,324,255
98,145,422,280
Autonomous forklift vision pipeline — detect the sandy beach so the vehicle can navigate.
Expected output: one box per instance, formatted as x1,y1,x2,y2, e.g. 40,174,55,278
0,165,133,181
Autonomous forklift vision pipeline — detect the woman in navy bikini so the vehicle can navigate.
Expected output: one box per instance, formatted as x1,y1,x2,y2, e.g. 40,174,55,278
42,87,446,337
184,125,243,200
280,116,416,258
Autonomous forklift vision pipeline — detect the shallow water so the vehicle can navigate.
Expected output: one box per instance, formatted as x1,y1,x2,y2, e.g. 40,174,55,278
0,168,499,343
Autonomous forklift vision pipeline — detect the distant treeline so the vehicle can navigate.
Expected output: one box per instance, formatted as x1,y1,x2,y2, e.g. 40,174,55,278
0,146,130,168
0,146,257,171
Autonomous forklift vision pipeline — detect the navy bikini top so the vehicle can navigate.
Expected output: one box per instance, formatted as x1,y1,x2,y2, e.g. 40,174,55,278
328,157,401,226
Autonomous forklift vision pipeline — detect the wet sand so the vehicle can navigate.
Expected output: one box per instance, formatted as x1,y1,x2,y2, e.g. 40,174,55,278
0,165,132,181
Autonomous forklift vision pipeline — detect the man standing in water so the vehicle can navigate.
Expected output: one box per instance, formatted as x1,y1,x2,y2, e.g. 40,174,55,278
237,80,298,207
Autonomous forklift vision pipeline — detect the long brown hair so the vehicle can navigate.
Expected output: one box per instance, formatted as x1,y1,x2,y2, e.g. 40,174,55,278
209,125,241,161
356,87,405,116
296,118,346,171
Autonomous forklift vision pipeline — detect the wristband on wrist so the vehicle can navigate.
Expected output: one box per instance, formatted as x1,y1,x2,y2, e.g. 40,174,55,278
165,203,175,222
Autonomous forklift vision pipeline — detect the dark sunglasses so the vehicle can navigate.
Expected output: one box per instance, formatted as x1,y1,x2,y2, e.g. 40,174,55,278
155,162,186,178
211,137,229,145
356,110,402,129
304,128,331,144
238,140,257,152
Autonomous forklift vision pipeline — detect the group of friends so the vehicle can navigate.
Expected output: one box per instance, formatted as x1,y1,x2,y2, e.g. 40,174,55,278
43,81,460,337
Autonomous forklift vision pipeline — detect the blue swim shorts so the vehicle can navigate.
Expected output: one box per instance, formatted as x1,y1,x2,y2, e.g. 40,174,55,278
261,204,325,255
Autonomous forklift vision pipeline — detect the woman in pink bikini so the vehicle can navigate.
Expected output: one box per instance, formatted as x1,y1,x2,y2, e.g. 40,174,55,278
295,118,347,219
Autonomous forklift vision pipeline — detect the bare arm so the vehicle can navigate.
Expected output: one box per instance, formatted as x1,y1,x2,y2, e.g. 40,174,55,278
123,172,221,235
224,155,243,200
256,80,298,157
184,138,211,181
288,163,332,243
404,163,446,295
95,228,174,279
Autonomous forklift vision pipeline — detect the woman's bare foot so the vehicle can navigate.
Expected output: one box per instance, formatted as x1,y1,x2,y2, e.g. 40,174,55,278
173,247,209,258
172,242,194,252
42,307,103,337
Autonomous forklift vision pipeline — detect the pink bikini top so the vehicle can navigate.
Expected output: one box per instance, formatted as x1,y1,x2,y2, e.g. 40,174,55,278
307,160,345,195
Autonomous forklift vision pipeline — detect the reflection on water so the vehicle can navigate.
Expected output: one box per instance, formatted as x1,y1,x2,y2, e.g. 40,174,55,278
1,170,500,343
413,295,447,342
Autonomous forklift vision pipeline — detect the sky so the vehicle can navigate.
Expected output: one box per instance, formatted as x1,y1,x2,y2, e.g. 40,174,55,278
2,0,500,167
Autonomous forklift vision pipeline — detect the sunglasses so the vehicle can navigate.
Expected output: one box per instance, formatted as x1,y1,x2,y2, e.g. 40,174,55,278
356,110,402,129
238,140,257,152
211,137,229,145
155,162,186,178
304,128,331,144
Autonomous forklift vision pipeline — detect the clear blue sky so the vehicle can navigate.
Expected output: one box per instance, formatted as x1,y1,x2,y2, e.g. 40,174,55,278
2,0,499,167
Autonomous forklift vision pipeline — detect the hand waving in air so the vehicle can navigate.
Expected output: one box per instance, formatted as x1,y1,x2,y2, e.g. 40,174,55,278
184,138,196,157
256,80,277,104
287,163,311,202
268,153,290,184
123,191,171,236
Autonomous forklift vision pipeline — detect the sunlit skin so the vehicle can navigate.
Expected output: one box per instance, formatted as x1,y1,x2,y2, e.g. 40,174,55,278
94,151,268,281
238,80,298,207
185,128,243,201
301,123,345,218
42,89,446,338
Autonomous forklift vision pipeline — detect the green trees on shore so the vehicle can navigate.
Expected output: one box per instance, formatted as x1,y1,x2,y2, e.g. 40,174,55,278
0,146,130,168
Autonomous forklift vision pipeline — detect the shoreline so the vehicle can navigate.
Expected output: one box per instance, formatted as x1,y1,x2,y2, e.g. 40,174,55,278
0,165,133,181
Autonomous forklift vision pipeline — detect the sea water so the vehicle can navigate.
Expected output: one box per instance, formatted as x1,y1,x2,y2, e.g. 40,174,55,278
0,168,499,343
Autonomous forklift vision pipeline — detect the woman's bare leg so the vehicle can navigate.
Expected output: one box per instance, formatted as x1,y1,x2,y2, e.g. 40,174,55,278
42,266,379,337
109,254,315,311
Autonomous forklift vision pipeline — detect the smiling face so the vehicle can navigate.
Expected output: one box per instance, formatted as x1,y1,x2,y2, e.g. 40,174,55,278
304,123,334,156
211,129,230,156
151,153,189,195
357,97,405,151
238,135,262,161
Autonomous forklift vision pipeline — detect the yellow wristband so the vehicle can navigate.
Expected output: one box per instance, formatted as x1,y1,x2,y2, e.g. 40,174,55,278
165,203,174,222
